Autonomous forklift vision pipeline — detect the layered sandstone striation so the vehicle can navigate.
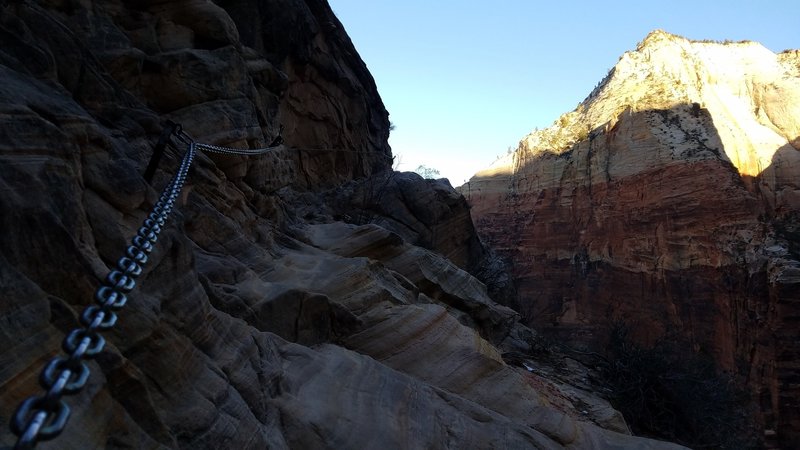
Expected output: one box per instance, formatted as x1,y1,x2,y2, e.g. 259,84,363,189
463,30,800,446
0,2,684,450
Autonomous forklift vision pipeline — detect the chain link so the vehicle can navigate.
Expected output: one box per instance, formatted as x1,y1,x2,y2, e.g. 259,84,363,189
173,124,283,156
10,123,282,448
10,135,196,449
195,142,279,155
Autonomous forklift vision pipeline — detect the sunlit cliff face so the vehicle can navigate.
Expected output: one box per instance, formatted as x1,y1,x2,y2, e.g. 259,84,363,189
461,31,800,445
472,30,800,182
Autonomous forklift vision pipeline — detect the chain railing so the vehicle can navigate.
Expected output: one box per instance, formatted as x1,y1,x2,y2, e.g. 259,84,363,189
9,122,282,449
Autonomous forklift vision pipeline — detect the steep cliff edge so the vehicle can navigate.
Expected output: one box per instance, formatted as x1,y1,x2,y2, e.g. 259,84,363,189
0,2,684,449
463,30,800,446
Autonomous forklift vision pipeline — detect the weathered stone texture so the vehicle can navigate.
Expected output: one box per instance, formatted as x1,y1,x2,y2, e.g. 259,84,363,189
0,3,684,450
464,30,800,446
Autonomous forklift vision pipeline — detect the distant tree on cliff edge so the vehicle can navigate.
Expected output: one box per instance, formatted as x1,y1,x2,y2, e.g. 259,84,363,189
414,165,440,179
599,323,758,449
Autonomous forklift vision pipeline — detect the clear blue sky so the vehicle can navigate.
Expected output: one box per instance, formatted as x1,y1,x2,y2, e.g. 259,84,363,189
328,0,799,186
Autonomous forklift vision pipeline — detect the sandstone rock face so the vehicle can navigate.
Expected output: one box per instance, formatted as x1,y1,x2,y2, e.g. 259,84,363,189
0,3,684,450
463,30,800,446
321,171,519,307
327,172,486,269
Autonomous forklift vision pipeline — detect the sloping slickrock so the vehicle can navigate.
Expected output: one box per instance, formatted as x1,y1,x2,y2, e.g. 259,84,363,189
301,222,684,449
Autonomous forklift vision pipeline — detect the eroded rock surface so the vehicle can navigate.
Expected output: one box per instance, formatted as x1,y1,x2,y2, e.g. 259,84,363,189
0,2,684,450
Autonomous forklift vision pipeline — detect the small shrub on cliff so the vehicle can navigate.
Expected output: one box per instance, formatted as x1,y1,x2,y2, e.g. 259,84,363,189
600,324,757,449
414,164,440,179
471,250,519,311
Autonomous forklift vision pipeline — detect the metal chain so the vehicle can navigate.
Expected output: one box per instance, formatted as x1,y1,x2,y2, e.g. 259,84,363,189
10,122,286,448
10,140,196,450
177,126,385,156
175,125,283,157
195,142,279,156
196,142,378,155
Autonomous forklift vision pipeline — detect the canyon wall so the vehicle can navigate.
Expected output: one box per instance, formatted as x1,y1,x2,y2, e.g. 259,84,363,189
464,30,800,446
0,2,684,450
